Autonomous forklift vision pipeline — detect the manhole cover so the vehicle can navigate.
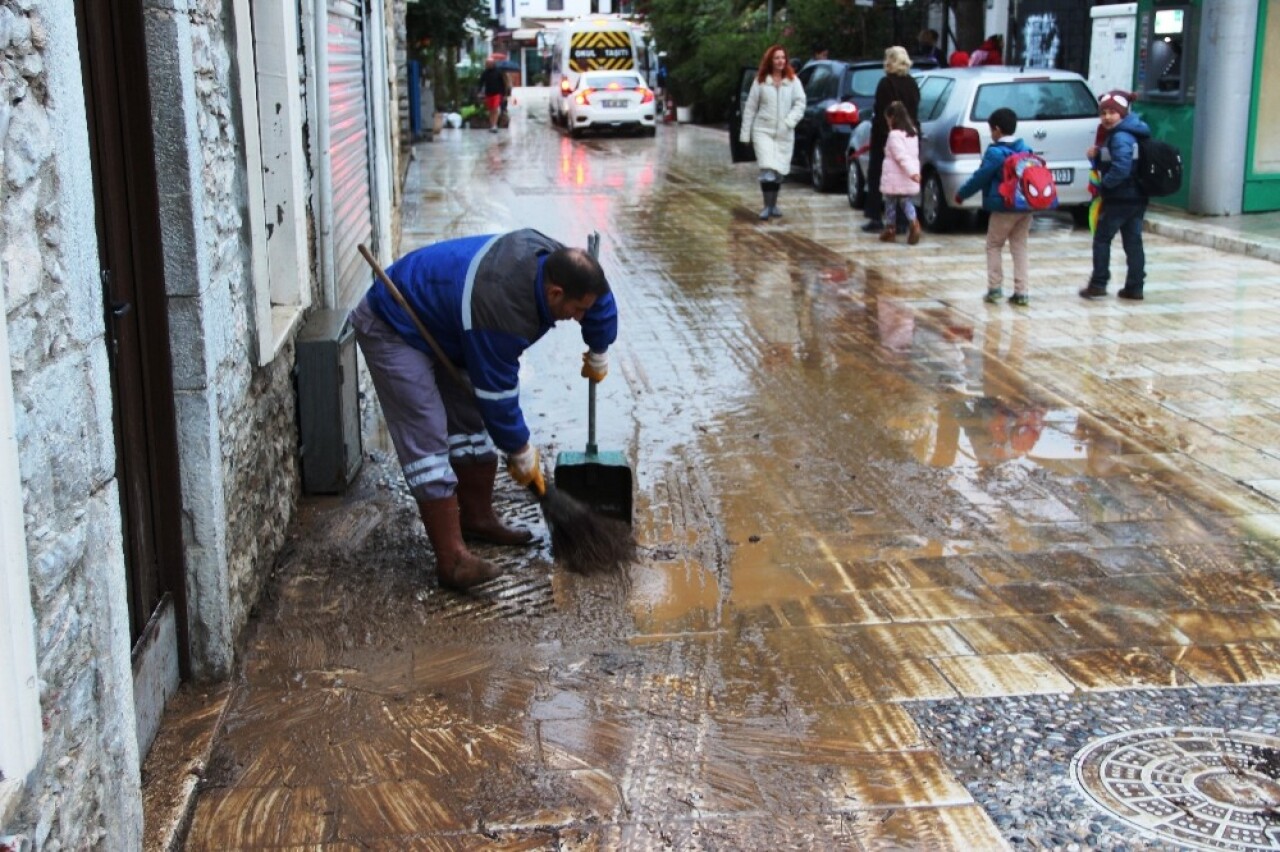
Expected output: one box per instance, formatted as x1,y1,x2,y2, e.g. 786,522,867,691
1072,727,1280,851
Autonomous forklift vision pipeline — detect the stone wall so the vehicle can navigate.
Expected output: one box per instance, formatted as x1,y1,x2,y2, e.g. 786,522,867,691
181,0,300,663
4,0,310,845
3,4,143,849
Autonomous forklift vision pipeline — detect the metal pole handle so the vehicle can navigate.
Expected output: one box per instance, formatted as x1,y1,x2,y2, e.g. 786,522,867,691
587,380,598,456
586,229,601,456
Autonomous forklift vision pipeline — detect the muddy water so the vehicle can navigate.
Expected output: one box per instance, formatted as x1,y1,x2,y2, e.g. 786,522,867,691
185,92,1280,849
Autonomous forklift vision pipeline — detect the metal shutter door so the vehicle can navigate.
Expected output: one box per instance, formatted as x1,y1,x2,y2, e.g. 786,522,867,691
328,0,373,309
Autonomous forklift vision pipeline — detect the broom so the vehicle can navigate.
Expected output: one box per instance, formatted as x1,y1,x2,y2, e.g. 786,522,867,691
357,244,634,576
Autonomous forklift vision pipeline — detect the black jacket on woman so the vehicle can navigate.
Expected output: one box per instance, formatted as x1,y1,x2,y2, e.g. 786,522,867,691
871,72,921,150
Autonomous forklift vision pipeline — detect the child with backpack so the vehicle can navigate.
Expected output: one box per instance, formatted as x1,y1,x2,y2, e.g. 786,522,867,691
1080,90,1151,301
954,107,1034,306
879,101,923,245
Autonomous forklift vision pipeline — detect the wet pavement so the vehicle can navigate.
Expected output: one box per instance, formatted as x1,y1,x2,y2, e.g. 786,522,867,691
174,90,1280,850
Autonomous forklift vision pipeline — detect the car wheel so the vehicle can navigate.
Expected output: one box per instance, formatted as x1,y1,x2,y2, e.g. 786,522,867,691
646,126,657,137
920,171,955,232
847,160,866,209
811,140,836,193
1070,205,1091,229
569,125,584,139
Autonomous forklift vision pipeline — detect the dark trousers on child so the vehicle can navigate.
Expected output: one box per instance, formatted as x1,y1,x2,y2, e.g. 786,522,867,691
1089,200,1147,294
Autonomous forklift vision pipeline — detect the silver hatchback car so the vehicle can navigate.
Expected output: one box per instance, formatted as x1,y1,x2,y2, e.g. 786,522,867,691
847,66,1100,231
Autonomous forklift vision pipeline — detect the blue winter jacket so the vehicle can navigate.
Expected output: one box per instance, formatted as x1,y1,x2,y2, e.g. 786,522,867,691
955,136,1031,212
365,229,618,453
1097,111,1151,203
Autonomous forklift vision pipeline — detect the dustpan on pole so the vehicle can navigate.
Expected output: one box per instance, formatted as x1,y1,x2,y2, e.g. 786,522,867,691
553,232,634,526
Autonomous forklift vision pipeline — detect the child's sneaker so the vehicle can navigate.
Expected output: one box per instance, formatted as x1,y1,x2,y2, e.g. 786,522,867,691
983,288,1003,303
1008,293,1029,306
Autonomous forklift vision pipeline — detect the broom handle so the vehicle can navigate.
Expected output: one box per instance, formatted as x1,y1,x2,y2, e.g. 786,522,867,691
587,381,598,456
358,244,465,389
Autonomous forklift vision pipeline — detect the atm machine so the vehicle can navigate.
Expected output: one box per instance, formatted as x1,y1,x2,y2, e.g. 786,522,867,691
1133,0,1200,208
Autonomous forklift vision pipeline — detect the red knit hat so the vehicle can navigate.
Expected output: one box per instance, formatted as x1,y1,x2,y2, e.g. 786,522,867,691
1098,90,1133,117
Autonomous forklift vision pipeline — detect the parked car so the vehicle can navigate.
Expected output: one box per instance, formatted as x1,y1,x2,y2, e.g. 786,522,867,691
847,66,1100,230
731,58,938,193
563,70,658,138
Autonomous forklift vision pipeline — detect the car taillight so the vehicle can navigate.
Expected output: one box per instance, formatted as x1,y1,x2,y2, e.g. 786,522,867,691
638,86,654,104
575,88,593,106
559,77,572,95
950,126,981,154
825,102,860,125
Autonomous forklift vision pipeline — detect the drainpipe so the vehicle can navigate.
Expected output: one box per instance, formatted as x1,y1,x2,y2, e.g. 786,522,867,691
1188,0,1255,215
312,0,336,307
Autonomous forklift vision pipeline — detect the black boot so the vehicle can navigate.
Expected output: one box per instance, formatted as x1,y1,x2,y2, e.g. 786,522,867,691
769,183,783,218
759,184,776,220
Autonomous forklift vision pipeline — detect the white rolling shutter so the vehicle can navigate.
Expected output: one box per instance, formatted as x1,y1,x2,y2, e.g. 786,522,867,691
327,0,374,309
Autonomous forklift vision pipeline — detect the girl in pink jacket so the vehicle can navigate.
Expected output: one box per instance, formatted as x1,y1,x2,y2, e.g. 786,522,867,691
879,101,922,244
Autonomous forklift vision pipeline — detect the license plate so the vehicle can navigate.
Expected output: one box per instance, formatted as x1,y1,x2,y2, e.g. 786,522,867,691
601,99,627,108
1051,168,1073,184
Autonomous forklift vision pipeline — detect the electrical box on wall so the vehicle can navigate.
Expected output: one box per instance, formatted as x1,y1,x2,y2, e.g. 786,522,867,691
296,309,362,494
1089,4,1138,94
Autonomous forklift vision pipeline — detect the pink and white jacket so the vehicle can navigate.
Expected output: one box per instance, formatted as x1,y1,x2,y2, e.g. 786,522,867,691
880,129,921,196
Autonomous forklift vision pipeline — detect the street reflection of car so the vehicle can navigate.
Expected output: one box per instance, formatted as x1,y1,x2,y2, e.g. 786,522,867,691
731,58,936,193
563,70,657,138
847,66,1100,231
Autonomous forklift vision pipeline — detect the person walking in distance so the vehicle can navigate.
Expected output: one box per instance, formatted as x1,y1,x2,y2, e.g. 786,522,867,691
739,44,806,221
878,101,922,244
349,230,618,590
863,46,920,233
954,108,1035,306
1080,90,1150,301
477,58,510,133
915,29,942,64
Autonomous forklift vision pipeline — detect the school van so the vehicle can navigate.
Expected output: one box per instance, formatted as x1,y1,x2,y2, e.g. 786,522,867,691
548,17,642,128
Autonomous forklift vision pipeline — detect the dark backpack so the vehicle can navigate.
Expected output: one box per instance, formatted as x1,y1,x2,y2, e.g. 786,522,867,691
1133,137,1182,197
998,151,1059,211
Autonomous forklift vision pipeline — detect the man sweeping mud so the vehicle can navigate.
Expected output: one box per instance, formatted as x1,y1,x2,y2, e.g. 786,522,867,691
350,229,617,590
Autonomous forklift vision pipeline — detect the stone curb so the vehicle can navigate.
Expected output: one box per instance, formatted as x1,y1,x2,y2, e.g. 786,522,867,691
1145,212,1280,264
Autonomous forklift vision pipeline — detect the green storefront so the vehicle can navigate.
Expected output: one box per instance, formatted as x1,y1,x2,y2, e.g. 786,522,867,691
1245,0,1280,210
1131,0,1279,213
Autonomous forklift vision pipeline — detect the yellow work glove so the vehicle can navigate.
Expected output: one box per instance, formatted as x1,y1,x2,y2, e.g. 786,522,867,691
507,445,546,496
581,350,609,383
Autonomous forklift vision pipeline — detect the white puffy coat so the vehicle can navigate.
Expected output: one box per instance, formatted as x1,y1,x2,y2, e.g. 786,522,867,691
739,75,806,175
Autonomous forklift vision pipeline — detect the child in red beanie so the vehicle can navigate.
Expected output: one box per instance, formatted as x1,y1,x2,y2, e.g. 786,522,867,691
1080,90,1151,301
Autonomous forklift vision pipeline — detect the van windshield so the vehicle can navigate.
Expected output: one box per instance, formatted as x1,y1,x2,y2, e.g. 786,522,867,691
971,80,1099,121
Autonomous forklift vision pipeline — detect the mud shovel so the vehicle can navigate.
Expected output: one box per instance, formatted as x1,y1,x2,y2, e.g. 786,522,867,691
553,232,634,527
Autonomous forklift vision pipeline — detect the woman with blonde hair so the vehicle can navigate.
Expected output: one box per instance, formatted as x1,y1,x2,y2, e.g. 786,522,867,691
738,44,806,220
862,46,921,234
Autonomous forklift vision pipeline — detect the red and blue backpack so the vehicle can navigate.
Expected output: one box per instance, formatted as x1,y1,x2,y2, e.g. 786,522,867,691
998,150,1058,211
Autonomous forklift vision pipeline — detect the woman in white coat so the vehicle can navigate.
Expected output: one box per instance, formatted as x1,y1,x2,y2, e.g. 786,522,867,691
739,45,806,221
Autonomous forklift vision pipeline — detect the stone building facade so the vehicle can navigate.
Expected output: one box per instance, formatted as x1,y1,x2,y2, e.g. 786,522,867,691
1,1,405,847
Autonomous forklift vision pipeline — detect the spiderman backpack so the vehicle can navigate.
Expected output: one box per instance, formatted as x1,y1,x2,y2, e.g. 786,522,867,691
998,151,1059,211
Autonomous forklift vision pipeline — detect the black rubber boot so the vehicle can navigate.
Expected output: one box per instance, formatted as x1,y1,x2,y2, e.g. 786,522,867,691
759,184,776,220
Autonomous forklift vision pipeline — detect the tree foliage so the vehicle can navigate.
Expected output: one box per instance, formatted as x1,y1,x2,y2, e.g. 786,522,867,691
407,0,490,51
406,0,490,113
646,0,986,116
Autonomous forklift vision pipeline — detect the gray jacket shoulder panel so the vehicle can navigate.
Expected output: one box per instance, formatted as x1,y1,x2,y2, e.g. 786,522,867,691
471,229,562,340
